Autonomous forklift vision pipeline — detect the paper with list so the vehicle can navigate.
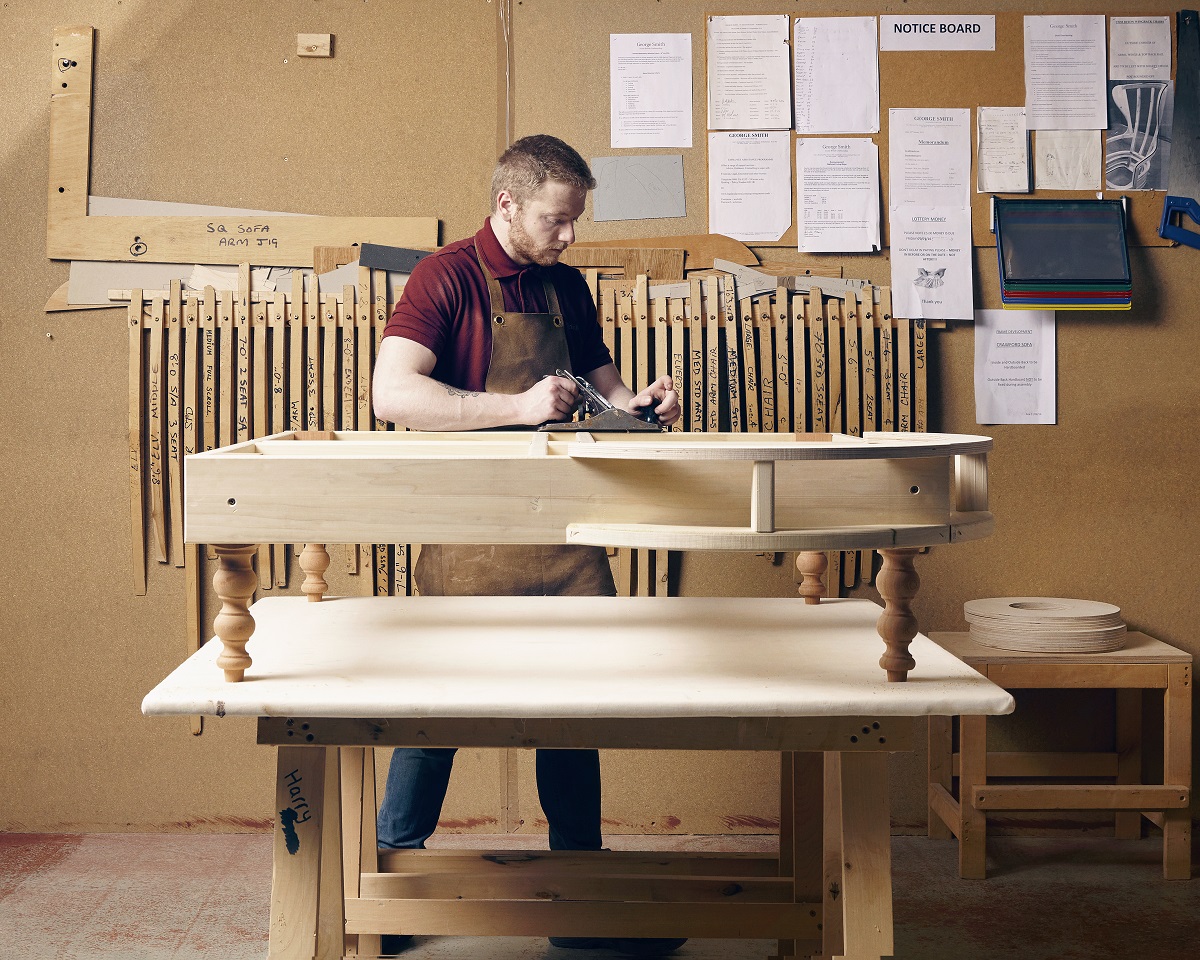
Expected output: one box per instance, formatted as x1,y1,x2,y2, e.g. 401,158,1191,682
796,138,880,252
708,131,791,243
974,309,1056,425
707,15,791,129
1023,16,1108,130
977,107,1030,193
610,34,693,148
793,17,879,134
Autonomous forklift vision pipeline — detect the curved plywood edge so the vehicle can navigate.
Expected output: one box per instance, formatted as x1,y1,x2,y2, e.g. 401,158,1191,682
567,522,958,551
566,431,993,462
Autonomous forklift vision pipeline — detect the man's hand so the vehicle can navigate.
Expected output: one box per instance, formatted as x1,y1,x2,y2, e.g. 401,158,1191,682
626,375,681,426
518,375,580,425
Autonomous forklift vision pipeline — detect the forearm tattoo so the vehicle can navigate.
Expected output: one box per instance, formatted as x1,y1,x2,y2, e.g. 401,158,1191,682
441,383,479,399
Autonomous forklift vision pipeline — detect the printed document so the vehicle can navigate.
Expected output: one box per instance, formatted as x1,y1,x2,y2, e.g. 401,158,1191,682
793,17,879,134
796,138,880,252
707,15,791,129
610,34,693,148
1110,16,1171,81
1024,16,1107,129
889,109,971,209
974,309,1056,425
708,131,791,243
889,208,974,321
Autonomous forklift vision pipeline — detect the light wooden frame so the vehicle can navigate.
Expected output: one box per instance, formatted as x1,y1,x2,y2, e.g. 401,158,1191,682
48,26,438,266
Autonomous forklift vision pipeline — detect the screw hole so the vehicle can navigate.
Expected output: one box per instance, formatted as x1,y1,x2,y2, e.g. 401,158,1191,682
227,498,236,506
850,735,859,743
910,485,920,494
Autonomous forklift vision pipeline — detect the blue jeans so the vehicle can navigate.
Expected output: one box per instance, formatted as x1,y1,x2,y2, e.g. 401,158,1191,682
377,746,603,850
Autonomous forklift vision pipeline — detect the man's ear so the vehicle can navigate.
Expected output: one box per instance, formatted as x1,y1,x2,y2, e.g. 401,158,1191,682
495,190,517,222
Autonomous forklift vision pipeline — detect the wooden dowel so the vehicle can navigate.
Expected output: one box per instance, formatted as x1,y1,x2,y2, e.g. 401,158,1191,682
127,290,146,595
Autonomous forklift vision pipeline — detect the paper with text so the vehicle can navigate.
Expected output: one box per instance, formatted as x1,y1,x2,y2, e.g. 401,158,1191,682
794,17,879,134
708,131,792,242
796,138,880,252
611,34,693,148
707,14,791,129
974,309,1056,425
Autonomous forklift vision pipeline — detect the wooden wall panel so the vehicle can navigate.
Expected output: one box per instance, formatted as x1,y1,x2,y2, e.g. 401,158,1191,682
2,0,1197,839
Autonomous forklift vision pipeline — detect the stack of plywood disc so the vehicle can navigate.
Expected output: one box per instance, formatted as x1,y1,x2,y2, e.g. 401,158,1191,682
964,597,1127,653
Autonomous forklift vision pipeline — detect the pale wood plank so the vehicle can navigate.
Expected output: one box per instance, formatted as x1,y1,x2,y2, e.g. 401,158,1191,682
270,293,288,587
306,277,321,430
914,317,928,431
878,289,895,432
705,278,720,432
1163,661,1193,878
167,279,185,566
268,746,327,960
322,294,337,431
147,296,168,562
896,316,912,433
127,291,146,594
740,296,760,432
688,279,704,433
836,751,893,960
772,288,791,433
723,278,743,431
807,291,826,433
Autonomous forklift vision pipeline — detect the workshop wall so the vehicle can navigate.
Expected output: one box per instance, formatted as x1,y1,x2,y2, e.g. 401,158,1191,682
2,0,1196,841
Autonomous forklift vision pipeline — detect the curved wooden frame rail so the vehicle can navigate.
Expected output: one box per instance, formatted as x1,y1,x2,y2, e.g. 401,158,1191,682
184,429,993,683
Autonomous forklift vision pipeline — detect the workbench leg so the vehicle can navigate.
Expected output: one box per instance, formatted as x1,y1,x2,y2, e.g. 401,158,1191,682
317,750,346,960
1162,662,1193,880
341,748,381,957
1114,688,1142,840
875,549,919,682
270,746,340,960
213,543,258,681
958,715,988,879
926,716,953,839
820,754,844,960
300,543,331,601
774,752,824,960
832,752,893,960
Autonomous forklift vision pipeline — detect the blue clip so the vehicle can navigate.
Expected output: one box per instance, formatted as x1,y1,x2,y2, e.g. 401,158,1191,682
1160,195,1200,249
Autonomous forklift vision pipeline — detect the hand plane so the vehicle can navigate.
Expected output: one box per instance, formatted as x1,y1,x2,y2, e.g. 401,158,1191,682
538,369,664,432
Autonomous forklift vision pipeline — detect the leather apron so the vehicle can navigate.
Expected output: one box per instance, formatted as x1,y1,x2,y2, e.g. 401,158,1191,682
414,243,617,598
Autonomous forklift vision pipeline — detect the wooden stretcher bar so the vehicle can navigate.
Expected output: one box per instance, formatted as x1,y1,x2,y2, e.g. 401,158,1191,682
167,280,185,566
808,291,827,434
704,279,720,432
688,279,704,433
127,291,146,594
147,295,168,562
740,295,760,432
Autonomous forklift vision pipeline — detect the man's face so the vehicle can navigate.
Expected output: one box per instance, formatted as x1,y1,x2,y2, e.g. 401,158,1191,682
505,180,587,267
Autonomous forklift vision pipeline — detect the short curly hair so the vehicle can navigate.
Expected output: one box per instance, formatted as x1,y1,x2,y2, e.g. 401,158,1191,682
491,135,596,210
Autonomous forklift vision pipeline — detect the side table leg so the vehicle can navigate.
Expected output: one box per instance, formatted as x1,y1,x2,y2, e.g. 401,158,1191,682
213,543,258,681
1163,662,1193,880
1114,688,1142,840
796,551,829,604
300,543,331,601
876,548,920,682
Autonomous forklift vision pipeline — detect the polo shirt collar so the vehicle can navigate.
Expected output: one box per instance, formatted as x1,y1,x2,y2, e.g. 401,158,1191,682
476,218,537,280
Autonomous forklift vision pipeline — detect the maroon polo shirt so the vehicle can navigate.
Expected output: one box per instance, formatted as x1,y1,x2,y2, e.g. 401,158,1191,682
382,220,611,392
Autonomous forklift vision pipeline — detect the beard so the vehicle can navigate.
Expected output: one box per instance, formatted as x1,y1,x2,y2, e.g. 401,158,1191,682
508,210,567,267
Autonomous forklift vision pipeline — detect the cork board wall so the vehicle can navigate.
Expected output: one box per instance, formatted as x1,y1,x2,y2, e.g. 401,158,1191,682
2,0,1197,836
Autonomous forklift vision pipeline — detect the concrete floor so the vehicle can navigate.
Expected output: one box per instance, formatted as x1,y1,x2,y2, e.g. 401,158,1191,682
1,831,1196,960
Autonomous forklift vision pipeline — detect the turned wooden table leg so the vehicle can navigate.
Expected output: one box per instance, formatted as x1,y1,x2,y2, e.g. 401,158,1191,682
213,543,258,682
300,543,331,601
796,551,828,604
876,547,920,682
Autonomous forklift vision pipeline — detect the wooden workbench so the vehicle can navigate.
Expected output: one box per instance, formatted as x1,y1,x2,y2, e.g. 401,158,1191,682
143,596,1014,960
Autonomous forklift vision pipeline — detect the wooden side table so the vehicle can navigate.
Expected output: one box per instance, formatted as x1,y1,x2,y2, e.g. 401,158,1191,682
927,630,1192,880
